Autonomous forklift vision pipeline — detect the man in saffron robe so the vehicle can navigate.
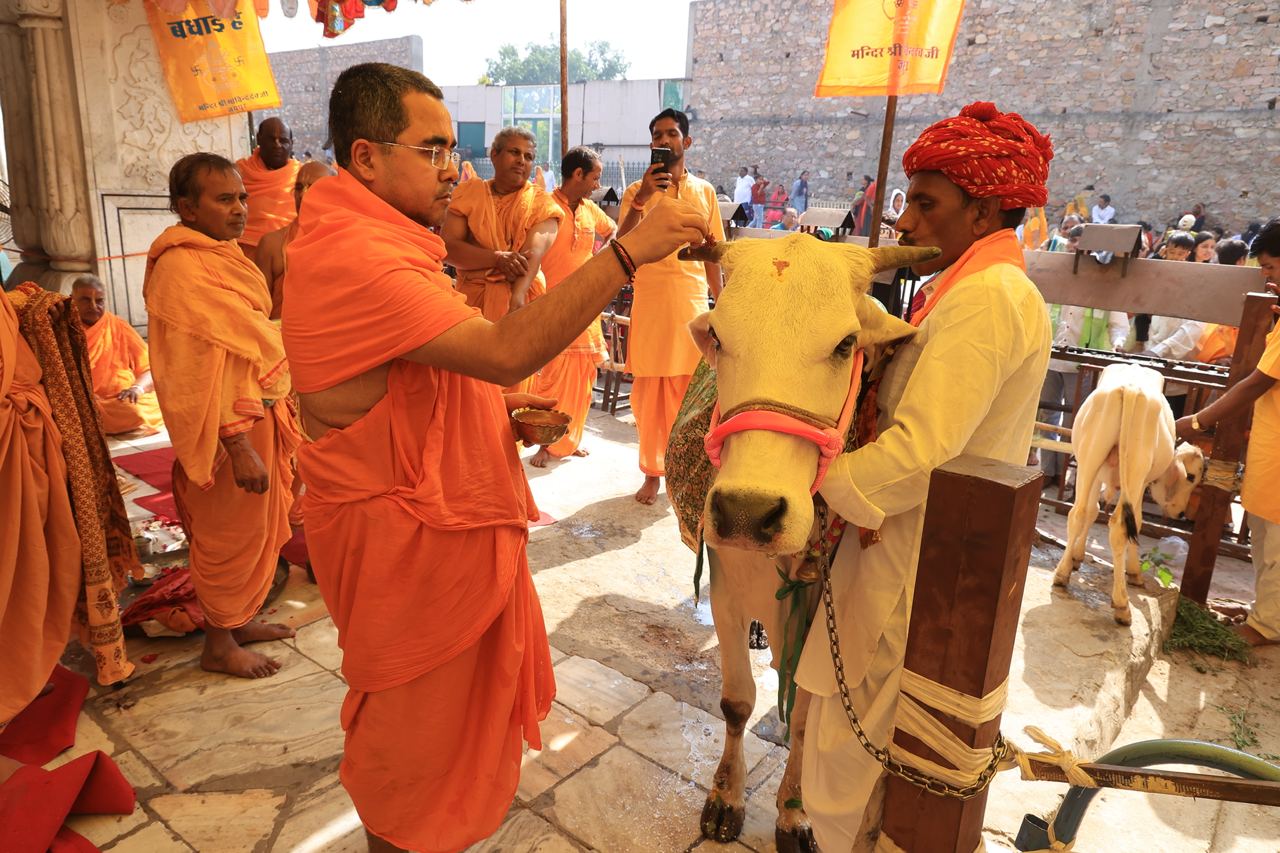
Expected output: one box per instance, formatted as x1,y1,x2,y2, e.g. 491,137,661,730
618,108,726,504
254,161,337,320
529,146,616,468
70,274,164,436
794,102,1054,851
145,153,301,679
443,126,563,322
0,294,82,732
236,118,302,257
281,63,709,853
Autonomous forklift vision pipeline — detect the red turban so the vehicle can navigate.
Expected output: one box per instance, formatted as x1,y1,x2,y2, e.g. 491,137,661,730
902,102,1053,209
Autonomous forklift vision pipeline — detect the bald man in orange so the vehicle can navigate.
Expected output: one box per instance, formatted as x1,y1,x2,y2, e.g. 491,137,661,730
529,146,616,467
70,274,164,436
145,152,301,679
0,293,82,737
618,108,725,504
236,117,301,257
254,161,336,320
282,63,709,853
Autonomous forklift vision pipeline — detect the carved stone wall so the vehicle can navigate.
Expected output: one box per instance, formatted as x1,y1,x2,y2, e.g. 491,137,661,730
0,3,42,281
65,0,250,322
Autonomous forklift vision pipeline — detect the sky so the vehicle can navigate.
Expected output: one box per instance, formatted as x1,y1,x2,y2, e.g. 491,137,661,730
258,0,696,86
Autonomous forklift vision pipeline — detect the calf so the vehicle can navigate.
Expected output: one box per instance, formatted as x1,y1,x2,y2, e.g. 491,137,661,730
1053,363,1205,624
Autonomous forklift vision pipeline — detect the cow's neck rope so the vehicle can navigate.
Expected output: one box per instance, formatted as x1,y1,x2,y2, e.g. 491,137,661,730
718,399,838,431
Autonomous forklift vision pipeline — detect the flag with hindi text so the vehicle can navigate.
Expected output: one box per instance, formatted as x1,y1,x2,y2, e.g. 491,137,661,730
145,0,281,123
815,0,966,97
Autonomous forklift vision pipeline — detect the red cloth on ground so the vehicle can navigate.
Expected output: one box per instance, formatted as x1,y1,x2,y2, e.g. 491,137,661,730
0,751,135,853
0,666,89,765
119,567,205,635
902,101,1054,209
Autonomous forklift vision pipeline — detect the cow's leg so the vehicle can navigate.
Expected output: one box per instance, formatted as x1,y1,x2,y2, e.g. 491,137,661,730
1055,463,1102,587
774,686,816,852
1108,505,1133,625
702,548,759,842
1125,512,1145,588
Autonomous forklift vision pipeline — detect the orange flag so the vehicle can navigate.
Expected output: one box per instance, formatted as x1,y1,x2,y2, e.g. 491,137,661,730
815,0,966,97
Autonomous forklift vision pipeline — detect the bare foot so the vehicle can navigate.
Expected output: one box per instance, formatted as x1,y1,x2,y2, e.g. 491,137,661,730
1235,623,1280,648
232,621,295,644
635,475,661,505
200,643,282,678
1210,601,1250,622
529,447,553,468
572,447,590,457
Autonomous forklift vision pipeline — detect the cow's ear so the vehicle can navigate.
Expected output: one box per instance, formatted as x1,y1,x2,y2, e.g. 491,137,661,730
688,311,718,368
855,296,915,350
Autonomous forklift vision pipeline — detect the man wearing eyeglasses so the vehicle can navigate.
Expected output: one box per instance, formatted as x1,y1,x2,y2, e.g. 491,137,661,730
281,63,710,853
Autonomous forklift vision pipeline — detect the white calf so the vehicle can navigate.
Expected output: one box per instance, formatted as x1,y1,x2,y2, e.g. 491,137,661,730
1053,363,1205,624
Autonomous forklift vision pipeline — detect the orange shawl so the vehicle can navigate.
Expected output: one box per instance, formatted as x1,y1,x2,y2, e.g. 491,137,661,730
285,167,545,689
144,225,290,488
447,179,563,320
236,151,301,248
542,190,614,356
910,229,1028,326
83,312,163,435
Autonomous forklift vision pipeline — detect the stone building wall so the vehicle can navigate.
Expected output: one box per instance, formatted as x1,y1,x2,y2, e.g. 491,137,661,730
686,0,1280,230
258,36,424,159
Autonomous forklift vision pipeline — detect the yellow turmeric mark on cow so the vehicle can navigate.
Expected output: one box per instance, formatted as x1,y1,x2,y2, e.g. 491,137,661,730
773,259,790,277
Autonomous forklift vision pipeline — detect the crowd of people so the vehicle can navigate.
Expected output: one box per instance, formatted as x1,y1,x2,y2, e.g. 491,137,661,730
3,61,1279,853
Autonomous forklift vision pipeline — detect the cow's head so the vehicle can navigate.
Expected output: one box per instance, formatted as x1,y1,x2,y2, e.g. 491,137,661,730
1149,441,1206,519
684,234,939,555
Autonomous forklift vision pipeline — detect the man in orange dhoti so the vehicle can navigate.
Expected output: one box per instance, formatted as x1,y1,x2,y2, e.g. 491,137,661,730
443,126,562,322
529,146,617,468
145,153,301,679
253,161,336,320
236,118,302,257
70,275,164,436
618,109,726,503
282,63,709,853
0,294,82,734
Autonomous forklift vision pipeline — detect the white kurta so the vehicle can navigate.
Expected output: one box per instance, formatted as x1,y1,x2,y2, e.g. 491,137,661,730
795,255,1052,852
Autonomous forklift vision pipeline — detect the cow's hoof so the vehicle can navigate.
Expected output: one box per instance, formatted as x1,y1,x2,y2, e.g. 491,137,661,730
776,825,817,853
701,794,745,842
1113,608,1132,626
1127,573,1144,587
748,620,769,650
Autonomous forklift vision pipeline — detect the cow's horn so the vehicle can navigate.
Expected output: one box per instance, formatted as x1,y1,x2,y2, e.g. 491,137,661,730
868,245,942,273
677,241,731,263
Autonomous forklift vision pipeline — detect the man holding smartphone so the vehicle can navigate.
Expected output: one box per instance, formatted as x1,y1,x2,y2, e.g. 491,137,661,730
618,108,726,505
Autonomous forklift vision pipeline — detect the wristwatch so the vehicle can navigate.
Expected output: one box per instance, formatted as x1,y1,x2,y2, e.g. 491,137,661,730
1191,413,1205,432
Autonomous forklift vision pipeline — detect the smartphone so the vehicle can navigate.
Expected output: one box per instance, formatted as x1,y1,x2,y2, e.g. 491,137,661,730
650,147,673,172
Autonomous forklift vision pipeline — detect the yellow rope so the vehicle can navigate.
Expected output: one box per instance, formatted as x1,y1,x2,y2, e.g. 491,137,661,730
1011,726,1099,788
1202,458,1241,493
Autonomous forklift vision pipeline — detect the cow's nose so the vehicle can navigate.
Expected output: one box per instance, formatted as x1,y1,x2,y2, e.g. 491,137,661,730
711,490,789,545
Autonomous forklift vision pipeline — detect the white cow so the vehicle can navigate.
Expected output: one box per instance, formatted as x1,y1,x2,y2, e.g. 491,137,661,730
1053,363,1206,624
672,235,935,851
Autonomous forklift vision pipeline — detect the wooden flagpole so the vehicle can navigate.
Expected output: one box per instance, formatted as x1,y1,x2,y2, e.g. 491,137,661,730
559,0,569,160
867,95,897,249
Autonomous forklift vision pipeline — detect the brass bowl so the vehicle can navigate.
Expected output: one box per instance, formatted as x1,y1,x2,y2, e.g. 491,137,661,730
511,408,571,445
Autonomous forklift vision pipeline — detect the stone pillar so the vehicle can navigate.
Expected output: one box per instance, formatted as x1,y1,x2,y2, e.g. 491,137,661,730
0,0,45,287
15,0,94,293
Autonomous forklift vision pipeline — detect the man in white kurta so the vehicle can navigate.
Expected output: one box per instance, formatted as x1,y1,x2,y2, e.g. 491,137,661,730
794,101,1056,852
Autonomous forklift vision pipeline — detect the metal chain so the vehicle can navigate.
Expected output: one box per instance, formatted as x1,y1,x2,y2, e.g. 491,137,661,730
820,557,1012,800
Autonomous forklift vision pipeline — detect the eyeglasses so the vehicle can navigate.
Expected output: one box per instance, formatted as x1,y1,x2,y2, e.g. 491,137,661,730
372,141,461,169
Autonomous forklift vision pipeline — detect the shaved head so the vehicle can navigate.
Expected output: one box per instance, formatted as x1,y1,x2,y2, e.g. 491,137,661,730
294,160,336,212
257,117,294,170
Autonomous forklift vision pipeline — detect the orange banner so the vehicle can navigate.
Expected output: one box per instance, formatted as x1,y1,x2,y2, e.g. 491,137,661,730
145,0,281,123
815,0,966,97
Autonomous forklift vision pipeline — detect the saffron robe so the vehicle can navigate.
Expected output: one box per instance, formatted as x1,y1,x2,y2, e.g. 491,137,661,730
283,168,553,852
144,225,299,629
83,312,163,436
236,150,301,250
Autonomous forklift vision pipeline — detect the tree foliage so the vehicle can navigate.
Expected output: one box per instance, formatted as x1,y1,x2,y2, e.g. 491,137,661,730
481,40,630,85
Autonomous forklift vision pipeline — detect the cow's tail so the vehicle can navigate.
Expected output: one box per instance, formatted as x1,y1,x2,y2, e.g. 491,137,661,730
1116,387,1146,544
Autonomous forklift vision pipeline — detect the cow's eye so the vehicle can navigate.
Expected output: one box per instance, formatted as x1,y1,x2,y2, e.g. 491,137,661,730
1186,471,1197,482
832,334,856,358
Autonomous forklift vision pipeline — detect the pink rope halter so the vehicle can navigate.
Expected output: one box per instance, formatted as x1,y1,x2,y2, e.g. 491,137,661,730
704,350,865,495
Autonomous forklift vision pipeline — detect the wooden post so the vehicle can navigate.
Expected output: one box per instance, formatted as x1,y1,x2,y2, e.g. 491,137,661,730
867,96,897,249
880,455,1042,852
559,0,569,160
1181,290,1278,603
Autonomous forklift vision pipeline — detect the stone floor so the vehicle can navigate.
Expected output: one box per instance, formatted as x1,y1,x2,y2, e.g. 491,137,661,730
47,409,1278,852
